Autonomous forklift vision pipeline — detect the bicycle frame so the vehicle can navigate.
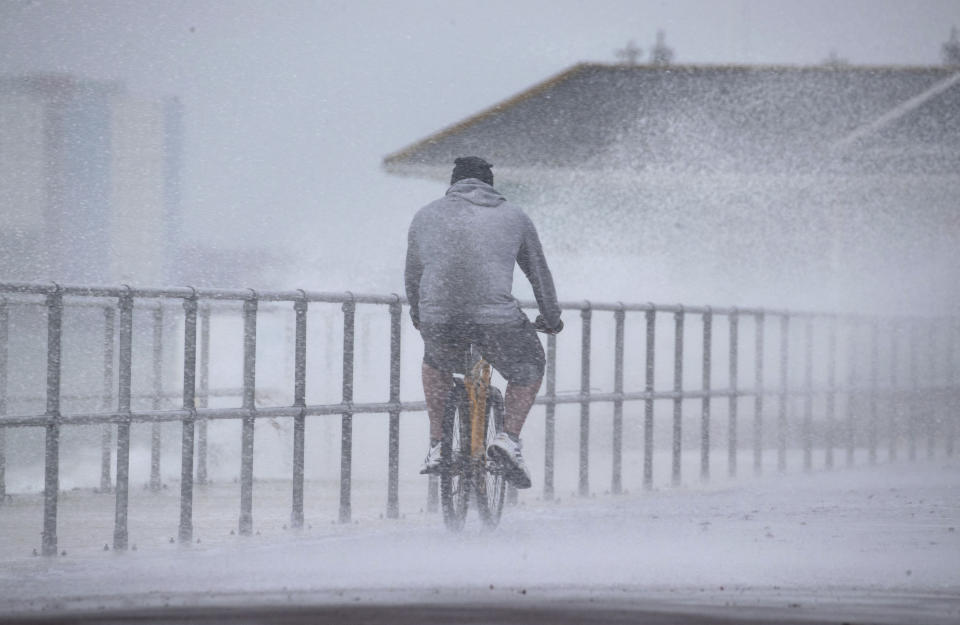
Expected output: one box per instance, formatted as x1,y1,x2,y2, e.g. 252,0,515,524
464,359,492,459
440,344,506,531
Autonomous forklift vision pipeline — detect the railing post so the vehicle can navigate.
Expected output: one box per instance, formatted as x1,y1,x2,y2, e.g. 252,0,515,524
427,296,438,517
179,293,198,544
0,298,7,504
643,307,655,490
825,315,838,469
700,308,712,481
543,333,557,501
113,289,134,551
149,305,164,492
845,321,858,466
579,303,592,497
803,316,814,472
612,306,625,494
41,286,62,557
868,319,879,464
427,475,439,513
507,480,519,507
672,306,684,487
777,314,790,473
197,305,211,485
889,319,900,462
728,309,739,478
339,296,355,523
947,318,957,457
908,319,918,462
99,306,115,493
239,294,257,535
753,311,764,475
927,320,937,460
387,298,402,518
291,296,308,528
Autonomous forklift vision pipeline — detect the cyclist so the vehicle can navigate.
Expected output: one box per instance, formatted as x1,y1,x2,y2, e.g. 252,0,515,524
405,156,563,489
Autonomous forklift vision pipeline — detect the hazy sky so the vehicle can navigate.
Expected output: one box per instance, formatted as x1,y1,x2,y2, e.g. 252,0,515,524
2,0,959,287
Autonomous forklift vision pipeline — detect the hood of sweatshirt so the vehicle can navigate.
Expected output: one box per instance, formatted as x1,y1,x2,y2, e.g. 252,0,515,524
445,178,506,208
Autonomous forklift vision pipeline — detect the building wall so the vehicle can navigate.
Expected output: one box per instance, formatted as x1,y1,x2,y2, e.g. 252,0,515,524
0,94,48,279
110,97,168,284
0,75,181,285
49,84,113,283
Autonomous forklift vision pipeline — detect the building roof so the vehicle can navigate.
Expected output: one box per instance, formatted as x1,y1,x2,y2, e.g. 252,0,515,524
383,63,960,178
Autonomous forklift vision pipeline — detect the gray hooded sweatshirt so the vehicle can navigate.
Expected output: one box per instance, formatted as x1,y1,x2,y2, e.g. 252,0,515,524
405,179,561,327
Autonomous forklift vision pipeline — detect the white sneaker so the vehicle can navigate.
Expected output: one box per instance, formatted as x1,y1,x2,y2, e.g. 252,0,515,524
419,441,442,474
486,432,532,489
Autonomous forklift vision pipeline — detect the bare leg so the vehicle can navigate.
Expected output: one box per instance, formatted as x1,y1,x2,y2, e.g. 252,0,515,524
422,362,453,442
503,377,542,436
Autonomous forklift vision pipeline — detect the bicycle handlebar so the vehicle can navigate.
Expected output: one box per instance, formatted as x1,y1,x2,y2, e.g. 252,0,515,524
533,314,563,335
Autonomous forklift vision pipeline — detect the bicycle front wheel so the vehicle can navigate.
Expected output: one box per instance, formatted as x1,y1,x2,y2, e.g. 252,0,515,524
440,380,471,532
476,386,506,529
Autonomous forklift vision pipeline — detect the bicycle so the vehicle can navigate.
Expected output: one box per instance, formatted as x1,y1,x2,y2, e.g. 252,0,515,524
439,343,508,532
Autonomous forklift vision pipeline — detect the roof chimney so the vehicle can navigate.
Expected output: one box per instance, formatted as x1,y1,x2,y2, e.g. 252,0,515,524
650,30,675,66
943,26,960,66
614,40,643,66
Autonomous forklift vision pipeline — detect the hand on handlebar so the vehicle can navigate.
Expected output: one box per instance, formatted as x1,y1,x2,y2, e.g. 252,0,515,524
534,314,563,335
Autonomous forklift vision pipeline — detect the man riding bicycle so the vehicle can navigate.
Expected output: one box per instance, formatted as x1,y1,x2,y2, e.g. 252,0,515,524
404,156,563,489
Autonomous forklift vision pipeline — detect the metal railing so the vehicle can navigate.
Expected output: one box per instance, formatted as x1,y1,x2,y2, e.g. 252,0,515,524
0,280,957,557
0,295,283,495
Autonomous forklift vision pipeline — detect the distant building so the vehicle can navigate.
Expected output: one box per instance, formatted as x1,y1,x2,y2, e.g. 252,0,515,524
0,74,182,285
383,63,960,311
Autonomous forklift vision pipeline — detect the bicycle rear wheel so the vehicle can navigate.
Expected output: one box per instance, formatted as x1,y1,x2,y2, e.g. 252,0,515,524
476,386,506,529
440,379,471,532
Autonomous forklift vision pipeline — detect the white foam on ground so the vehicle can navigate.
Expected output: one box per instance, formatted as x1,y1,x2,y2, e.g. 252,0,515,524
0,459,958,622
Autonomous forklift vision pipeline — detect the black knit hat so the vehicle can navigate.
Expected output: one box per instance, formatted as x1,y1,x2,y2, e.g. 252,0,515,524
450,156,493,186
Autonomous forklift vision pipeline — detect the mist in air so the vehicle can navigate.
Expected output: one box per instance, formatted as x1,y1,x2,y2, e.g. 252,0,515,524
2,1,958,312
1,1,959,621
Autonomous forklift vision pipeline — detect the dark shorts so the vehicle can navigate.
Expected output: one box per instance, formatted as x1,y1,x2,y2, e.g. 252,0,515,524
420,318,546,386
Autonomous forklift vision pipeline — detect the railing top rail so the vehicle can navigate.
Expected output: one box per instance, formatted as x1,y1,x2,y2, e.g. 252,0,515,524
0,293,242,312
1,280,953,321
541,300,786,316
0,282,403,305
